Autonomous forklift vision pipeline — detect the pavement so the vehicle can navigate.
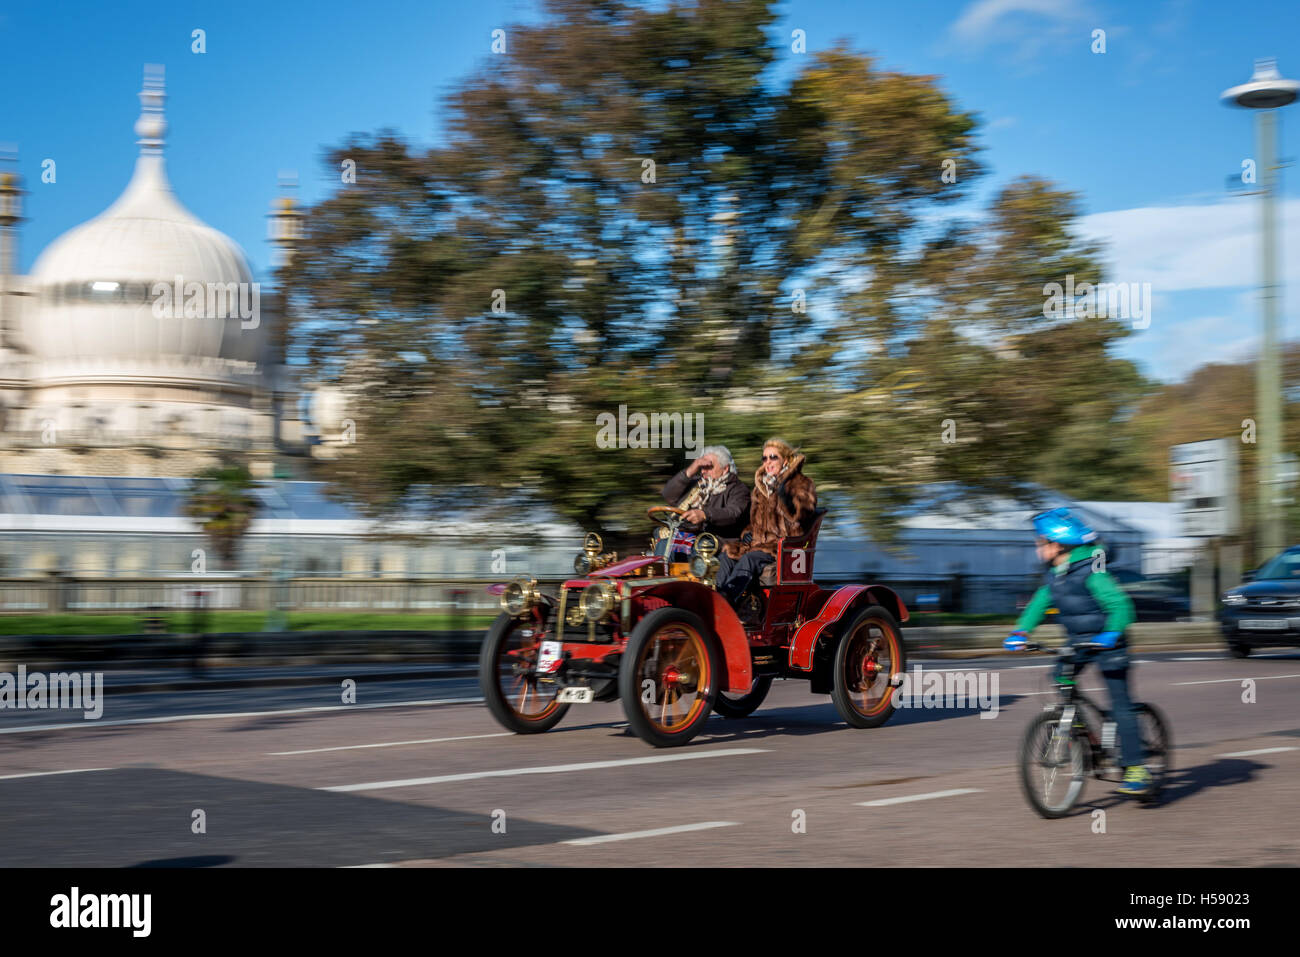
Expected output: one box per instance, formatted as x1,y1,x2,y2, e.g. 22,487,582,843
0,648,1297,866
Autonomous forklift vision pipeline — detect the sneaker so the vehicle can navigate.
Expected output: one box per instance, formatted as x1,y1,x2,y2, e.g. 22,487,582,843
1116,765,1152,796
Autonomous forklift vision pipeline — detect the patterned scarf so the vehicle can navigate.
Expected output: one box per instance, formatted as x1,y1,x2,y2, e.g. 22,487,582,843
697,469,731,506
758,464,785,496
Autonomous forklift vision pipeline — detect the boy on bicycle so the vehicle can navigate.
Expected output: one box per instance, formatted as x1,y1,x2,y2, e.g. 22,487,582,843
1003,507,1151,795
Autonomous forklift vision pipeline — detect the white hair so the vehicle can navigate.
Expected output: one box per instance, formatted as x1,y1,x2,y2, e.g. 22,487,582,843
700,445,733,472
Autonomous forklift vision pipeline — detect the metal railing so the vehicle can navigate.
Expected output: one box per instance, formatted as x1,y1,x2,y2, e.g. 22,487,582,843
0,576,502,614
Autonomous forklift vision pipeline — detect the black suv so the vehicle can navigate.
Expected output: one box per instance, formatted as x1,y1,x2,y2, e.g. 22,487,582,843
1219,546,1300,657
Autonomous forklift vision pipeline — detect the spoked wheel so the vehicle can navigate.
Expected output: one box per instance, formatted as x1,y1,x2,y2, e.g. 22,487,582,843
479,612,569,734
831,605,906,729
1019,713,1088,818
713,675,773,719
1135,702,1172,802
618,608,719,747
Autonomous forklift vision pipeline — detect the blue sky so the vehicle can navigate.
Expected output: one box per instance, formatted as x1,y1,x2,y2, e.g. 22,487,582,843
2,0,1298,383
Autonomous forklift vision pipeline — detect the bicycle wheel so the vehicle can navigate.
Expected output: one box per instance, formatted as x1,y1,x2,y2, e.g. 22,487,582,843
1019,712,1088,818
1135,703,1172,800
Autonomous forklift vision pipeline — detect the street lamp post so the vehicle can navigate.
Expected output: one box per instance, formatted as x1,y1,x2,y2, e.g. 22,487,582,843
1222,59,1300,564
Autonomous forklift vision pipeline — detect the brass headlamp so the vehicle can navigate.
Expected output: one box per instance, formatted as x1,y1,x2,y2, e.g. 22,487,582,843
689,533,721,584
500,577,540,616
579,580,617,622
574,531,616,574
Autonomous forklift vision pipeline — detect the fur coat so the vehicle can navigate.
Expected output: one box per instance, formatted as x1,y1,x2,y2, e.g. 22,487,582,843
724,454,817,559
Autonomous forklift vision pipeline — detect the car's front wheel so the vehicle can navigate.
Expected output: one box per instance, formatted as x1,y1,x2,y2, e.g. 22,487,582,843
479,612,570,733
618,608,719,747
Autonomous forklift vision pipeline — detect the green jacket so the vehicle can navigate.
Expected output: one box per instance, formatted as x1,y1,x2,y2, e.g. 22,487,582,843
1015,544,1135,637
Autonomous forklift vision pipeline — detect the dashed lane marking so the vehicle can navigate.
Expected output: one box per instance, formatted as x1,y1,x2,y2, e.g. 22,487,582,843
563,821,739,845
319,748,772,793
0,697,484,735
1173,674,1300,686
269,732,512,755
856,788,984,807
0,767,112,781
1215,746,1298,758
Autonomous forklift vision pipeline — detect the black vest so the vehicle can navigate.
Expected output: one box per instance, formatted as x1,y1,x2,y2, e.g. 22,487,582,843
1047,556,1111,643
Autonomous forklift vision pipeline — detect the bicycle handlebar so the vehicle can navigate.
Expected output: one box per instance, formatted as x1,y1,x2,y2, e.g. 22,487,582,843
1020,641,1105,654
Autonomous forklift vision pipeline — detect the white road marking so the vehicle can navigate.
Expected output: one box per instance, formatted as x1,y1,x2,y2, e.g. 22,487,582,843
1215,746,1298,758
339,863,397,868
1171,657,1222,661
1021,687,1104,696
0,767,111,781
269,732,511,755
0,697,483,735
320,748,771,793
1173,674,1300,686
564,821,739,846
857,788,984,807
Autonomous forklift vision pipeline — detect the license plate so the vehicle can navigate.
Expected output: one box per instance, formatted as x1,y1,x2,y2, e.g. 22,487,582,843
557,686,594,704
537,640,563,673
1239,619,1289,631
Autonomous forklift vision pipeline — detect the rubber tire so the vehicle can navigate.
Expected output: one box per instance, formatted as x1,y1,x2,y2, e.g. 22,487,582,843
479,612,570,734
1134,702,1172,802
1229,640,1252,658
618,607,720,748
830,605,906,729
713,675,774,719
1018,712,1089,819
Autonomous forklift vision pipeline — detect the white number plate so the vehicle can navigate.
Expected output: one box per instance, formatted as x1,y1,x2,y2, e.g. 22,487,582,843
1239,619,1289,631
537,640,563,673
557,687,594,704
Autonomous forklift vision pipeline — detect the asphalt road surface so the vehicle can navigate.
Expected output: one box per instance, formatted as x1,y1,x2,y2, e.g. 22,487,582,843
1,651,1297,867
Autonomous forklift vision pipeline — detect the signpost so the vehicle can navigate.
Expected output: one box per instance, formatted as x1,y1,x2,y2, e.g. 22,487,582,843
1170,439,1240,537
1170,439,1241,619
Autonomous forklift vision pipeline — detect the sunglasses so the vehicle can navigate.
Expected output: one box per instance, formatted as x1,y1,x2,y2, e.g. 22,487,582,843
762,454,781,462
698,463,714,471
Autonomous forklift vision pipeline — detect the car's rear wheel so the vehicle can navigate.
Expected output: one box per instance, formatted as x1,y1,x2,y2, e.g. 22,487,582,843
1228,639,1252,658
479,612,570,733
831,605,906,729
712,675,773,719
619,608,719,747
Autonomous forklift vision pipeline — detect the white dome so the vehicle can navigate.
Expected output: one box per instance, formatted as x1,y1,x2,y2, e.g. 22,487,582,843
18,81,267,389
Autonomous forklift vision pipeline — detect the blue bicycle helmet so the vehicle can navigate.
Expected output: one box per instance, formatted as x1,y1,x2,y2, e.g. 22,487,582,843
1032,507,1097,546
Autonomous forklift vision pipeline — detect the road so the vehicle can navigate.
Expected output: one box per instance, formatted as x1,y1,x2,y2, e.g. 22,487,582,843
1,651,1297,867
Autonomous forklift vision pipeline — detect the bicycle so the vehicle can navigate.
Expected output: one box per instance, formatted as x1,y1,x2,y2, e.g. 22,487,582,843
1016,641,1172,818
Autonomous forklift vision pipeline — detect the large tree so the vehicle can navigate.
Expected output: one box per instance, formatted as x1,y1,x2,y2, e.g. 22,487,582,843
285,0,1143,539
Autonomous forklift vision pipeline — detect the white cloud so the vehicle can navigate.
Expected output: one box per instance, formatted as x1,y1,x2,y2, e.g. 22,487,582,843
947,0,1096,48
1078,197,1300,294
1122,311,1257,383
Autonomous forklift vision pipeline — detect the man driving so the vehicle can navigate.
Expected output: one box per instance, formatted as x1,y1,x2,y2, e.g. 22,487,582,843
661,444,750,544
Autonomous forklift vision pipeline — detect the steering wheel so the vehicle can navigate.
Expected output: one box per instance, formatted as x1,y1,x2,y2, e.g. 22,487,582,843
647,505,686,529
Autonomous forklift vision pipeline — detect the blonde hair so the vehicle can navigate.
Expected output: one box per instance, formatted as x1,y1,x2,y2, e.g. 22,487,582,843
761,437,797,466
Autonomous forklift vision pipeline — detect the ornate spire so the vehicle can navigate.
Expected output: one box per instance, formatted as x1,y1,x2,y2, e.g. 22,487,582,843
134,64,167,154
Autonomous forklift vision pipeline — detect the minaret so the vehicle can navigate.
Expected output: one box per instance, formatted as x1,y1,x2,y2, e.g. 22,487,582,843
0,164,25,354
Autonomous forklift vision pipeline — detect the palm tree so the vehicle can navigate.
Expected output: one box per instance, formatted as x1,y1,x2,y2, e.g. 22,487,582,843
183,462,261,567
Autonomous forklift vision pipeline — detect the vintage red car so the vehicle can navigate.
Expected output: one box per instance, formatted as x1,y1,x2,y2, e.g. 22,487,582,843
478,504,909,747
